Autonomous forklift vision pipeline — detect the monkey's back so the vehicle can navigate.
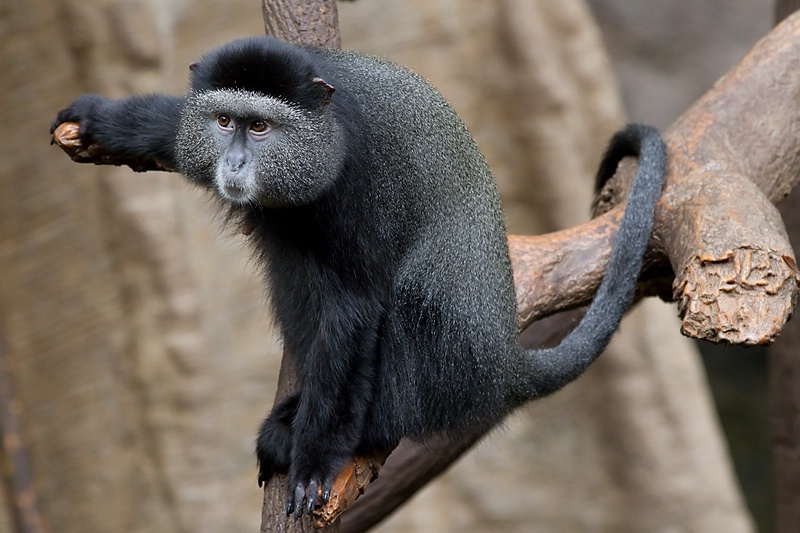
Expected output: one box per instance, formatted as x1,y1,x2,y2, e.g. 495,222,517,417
308,47,524,437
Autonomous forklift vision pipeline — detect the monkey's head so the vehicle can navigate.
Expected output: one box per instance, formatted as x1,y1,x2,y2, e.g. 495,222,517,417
175,37,345,207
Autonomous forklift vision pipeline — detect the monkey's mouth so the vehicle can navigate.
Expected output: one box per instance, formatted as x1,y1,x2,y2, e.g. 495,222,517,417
219,182,254,203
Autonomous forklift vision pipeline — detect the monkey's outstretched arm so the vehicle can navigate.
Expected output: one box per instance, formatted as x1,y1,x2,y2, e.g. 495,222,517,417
51,95,184,172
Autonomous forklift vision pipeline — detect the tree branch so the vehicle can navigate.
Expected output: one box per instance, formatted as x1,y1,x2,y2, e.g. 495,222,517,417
593,12,800,344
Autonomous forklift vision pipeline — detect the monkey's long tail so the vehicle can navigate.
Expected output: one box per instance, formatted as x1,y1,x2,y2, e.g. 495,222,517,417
518,124,667,400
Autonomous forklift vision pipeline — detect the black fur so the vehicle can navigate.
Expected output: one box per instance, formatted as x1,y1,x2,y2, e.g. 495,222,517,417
51,36,667,517
190,38,333,109
52,93,183,165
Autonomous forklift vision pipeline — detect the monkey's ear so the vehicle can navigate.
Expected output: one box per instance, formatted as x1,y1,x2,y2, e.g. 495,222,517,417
312,77,336,107
189,62,200,71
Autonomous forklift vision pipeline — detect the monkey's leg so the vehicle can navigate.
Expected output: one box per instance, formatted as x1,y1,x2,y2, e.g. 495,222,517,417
287,314,381,518
256,393,299,487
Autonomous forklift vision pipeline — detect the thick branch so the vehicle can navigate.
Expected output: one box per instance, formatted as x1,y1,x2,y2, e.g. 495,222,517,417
594,12,800,344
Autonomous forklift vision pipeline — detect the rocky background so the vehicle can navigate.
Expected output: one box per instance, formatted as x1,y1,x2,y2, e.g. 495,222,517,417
0,0,773,531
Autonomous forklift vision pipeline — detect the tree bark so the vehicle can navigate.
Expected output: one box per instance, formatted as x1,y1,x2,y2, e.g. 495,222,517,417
262,0,341,48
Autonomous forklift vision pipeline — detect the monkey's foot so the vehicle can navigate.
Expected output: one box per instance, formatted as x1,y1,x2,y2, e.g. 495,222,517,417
287,475,334,519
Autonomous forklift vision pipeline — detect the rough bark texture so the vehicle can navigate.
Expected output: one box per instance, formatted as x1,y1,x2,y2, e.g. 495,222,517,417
262,0,341,48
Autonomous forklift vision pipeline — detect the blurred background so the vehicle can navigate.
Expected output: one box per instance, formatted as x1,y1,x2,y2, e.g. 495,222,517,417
0,0,778,531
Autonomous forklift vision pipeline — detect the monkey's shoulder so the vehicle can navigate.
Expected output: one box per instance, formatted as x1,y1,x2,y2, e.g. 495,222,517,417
310,48,448,110
308,47,500,215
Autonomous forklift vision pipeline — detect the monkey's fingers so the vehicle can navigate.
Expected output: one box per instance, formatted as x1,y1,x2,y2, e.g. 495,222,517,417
52,122,82,147
51,122,96,163
290,482,308,519
288,477,325,520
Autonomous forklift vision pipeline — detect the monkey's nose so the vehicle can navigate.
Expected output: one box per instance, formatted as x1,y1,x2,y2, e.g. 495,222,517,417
226,157,246,173
224,145,250,173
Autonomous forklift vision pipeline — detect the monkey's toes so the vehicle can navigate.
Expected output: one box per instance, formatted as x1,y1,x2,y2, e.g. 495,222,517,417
287,477,332,519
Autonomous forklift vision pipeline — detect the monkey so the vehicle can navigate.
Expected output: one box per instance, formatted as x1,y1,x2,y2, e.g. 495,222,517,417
51,36,667,518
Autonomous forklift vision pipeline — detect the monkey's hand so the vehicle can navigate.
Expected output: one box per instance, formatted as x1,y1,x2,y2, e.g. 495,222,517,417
50,95,108,153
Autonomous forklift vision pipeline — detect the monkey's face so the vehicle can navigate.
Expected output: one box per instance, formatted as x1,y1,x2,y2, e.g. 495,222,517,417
176,90,344,207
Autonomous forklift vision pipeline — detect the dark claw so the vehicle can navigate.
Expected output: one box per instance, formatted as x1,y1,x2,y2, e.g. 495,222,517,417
292,483,306,520
305,479,320,515
321,478,333,504
286,478,327,518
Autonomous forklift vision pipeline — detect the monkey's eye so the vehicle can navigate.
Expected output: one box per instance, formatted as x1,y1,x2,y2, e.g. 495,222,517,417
216,114,233,132
249,120,272,137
